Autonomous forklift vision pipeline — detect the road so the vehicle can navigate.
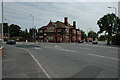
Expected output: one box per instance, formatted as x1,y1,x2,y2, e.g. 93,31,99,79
2,42,119,78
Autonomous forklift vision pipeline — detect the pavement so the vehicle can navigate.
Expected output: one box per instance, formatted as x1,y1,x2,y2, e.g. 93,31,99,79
0,47,2,80
2,44,48,78
2,42,119,79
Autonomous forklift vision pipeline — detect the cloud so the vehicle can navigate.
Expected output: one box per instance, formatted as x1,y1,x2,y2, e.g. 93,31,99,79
3,2,118,33
3,0,120,2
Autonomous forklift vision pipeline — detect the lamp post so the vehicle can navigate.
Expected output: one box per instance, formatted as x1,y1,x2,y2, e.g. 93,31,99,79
108,7,117,15
1,0,3,47
29,14,35,42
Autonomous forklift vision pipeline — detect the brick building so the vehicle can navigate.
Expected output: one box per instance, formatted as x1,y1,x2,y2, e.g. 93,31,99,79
38,17,81,43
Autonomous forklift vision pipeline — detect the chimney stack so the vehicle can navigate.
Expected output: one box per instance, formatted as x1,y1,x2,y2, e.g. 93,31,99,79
64,17,68,25
73,21,76,29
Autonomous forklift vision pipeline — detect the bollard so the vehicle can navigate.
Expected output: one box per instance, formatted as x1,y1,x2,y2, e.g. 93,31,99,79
0,47,3,56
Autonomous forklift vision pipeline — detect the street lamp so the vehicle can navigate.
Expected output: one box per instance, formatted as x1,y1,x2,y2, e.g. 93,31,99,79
108,7,117,15
1,0,4,47
29,14,35,42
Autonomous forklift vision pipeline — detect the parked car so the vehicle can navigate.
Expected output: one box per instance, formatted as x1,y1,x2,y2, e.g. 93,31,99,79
92,40,98,44
78,40,84,43
89,40,92,42
6,40,16,45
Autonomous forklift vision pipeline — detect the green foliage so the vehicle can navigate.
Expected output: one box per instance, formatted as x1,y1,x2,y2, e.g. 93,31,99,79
97,13,120,45
3,23,9,33
19,29,31,38
80,30,87,40
29,28,37,37
3,23,38,41
112,33,120,45
98,35,107,41
9,24,21,37
88,31,98,40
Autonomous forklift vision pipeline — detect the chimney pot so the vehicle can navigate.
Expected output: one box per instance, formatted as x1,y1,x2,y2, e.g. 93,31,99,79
64,17,68,25
73,21,76,28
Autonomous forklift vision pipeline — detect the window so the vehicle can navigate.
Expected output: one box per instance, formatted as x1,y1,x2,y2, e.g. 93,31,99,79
47,27,54,31
72,30,76,33
65,29,69,33
48,36,54,40
39,30,43,33
57,29,61,32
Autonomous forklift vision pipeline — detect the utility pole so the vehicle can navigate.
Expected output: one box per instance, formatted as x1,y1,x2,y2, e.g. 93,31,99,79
29,14,34,42
108,7,117,15
2,0,4,46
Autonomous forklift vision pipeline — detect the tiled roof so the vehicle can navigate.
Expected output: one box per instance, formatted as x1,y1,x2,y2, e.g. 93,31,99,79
55,21,65,28
39,20,74,29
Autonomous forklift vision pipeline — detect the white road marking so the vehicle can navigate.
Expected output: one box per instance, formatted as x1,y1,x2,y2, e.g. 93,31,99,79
107,51,118,54
78,44,118,49
23,48,51,78
59,48,76,53
44,46,119,61
44,46,76,53
88,53,119,61
34,47,42,50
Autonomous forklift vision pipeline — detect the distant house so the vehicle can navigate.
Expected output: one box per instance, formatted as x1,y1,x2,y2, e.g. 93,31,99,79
38,17,81,43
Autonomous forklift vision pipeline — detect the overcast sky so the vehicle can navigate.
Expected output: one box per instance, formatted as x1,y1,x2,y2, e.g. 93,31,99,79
1,0,119,33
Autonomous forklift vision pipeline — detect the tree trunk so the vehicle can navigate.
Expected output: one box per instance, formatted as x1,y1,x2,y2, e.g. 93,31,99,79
107,33,111,45
107,37,110,45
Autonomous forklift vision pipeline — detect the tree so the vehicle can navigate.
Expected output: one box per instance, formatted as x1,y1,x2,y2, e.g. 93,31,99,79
112,33,120,45
88,31,98,41
97,13,119,45
99,35,107,41
25,29,28,33
3,23,9,33
80,30,87,40
29,28,37,37
9,24,21,37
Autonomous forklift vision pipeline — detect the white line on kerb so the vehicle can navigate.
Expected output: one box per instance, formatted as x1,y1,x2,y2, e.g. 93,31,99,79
23,48,51,78
88,53,119,61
